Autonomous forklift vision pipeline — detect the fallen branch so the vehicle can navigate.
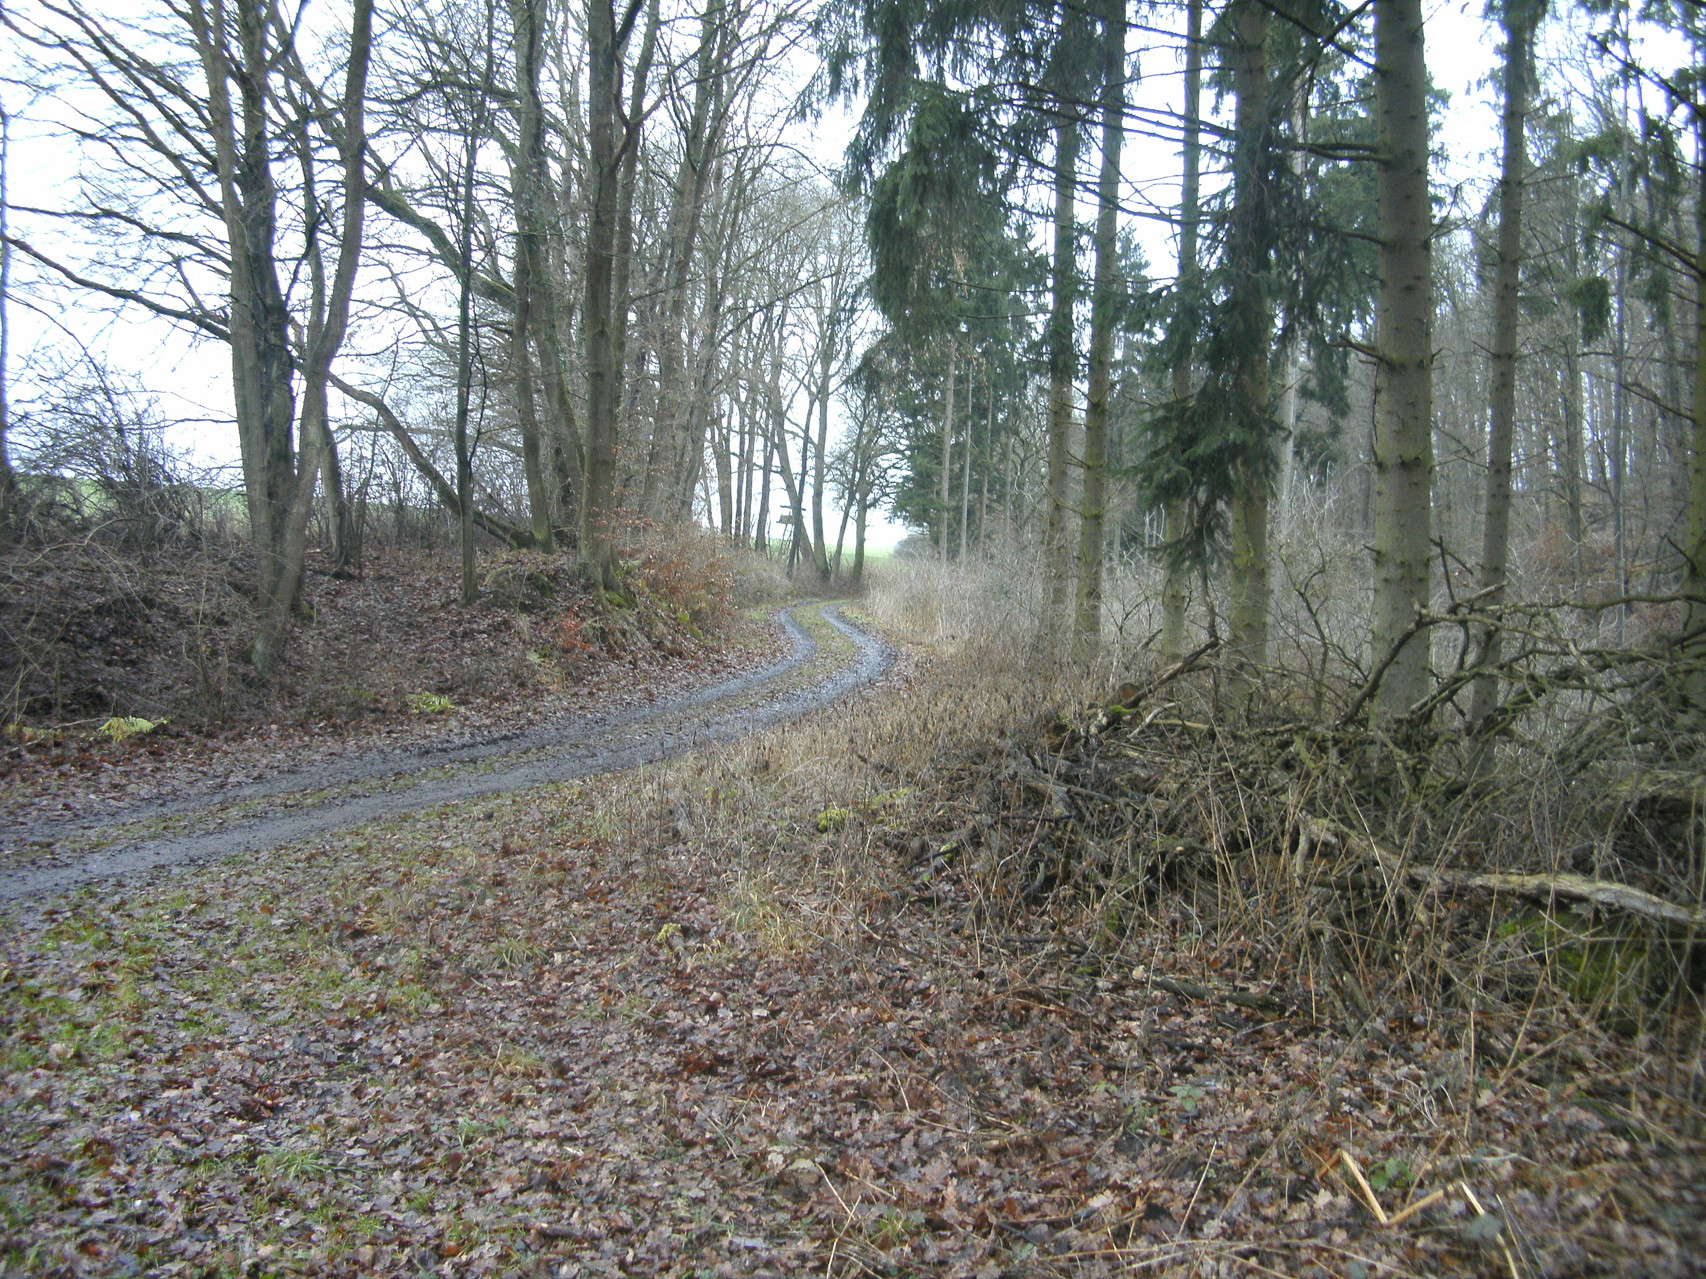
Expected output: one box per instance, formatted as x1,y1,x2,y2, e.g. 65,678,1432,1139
1112,638,1220,709
1413,867,1705,930
1147,974,1289,1015
1316,819,1705,929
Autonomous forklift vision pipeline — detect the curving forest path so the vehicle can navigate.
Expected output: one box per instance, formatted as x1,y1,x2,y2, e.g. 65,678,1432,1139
0,602,892,902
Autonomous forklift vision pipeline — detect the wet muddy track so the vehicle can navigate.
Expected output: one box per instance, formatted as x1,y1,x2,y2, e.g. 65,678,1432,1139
0,603,892,903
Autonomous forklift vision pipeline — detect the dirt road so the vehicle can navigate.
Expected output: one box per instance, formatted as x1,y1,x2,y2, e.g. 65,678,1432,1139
0,602,891,902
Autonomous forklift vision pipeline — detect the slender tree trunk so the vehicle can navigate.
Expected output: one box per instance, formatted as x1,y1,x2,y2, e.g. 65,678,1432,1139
1684,114,1706,707
1,103,19,533
959,369,973,560
760,342,812,563
671,205,732,522
1044,117,1081,628
714,406,734,536
792,396,813,569
979,369,992,553
1160,0,1203,663
1469,0,1535,735
1275,81,1307,530
580,0,635,590
736,379,755,542
940,340,956,563
646,5,722,520
508,0,554,551
1562,345,1585,592
1560,151,1586,595
1075,0,1126,648
852,495,868,583
811,321,834,581
320,417,354,572
446,3,494,606
1610,252,1630,642
1226,0,1271,691
753,429,774,555
1369,0,1436,721
608,0,660,470
245,0,374,674
191,0,296,623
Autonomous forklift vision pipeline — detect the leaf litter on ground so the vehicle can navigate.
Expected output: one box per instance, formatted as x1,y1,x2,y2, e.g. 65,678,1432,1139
2,626,1702,1279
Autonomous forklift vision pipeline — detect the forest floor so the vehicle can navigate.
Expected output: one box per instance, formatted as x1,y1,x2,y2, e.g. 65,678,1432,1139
1,546,1702,1278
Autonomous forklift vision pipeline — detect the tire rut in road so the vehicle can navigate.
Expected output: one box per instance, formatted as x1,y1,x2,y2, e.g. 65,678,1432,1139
0,603,892,903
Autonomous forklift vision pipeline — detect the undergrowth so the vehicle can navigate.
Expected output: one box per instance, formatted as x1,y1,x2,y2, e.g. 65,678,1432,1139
579,554,1704,1273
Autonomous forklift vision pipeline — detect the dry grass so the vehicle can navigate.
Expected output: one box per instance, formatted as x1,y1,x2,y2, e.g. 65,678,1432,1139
569,555,1704,1272
5,551,1700,1276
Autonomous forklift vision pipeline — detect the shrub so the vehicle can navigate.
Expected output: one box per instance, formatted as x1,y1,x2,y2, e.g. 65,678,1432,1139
624,527,735,633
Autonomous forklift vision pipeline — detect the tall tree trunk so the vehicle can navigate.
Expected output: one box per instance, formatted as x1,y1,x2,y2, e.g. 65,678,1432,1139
231,0,373,675
453,67,482,607
1469,0,1536,736
753,428,774,555
1684,114,1706,708
0,102,16,532
1562,344,1585,592
959,366,973,560
1,103,19,533
1044,117,1081,629
760,340,813,562
320,417,354,572
1275,81,1307,529
714,406,735,535
1560,143,1586,596
1225,0,1272,692
608,0,660,485
810,308,835,581
737,377,756,542
1610,250,1631,642
1075,0,1126,648
940,340,956,563
979,368,993,553
646,3,723,520
580,0,641,589
1369,0,1436,721
852,492,868,583
1160,0,1203,663
191,0,297,629
508,0,554,551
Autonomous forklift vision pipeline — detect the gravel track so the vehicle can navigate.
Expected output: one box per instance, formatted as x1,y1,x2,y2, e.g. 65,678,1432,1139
0,602,891,902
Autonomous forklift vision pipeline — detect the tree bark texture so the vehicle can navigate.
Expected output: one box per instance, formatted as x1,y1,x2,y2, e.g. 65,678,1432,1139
1369,0,1436,721
580,0,640,590
1159,0,1203,664
1225,0,1272,690
1044,118,1081,630
1686,114,1706,706
508,0,556,550
1469,1,1534,733
1075,0,1126,649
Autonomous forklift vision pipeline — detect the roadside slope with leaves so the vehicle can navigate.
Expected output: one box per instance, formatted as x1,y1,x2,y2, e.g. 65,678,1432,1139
2,537,784,832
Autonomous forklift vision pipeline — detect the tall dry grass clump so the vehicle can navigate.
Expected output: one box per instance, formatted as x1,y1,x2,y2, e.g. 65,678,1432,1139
551,557,1111,951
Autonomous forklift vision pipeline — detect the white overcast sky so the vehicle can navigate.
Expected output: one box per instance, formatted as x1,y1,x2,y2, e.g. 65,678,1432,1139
11,0,1678,551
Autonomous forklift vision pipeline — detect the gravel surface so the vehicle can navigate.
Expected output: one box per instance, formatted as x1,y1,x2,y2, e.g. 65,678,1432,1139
0,603,891,901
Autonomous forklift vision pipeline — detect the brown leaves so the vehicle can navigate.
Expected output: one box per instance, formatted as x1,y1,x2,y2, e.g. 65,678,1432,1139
3,651,1704,1279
